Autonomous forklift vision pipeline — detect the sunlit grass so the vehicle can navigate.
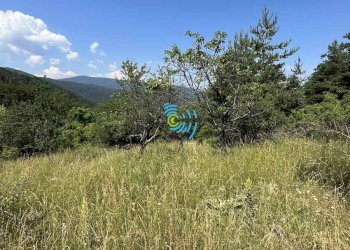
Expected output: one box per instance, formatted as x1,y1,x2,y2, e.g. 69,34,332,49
1,138,349,249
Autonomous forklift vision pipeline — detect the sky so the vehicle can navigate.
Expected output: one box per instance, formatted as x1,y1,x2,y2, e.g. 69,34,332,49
0,0,349,79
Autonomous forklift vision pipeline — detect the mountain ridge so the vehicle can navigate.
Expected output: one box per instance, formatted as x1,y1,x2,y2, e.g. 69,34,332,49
0,67,91,107
2,68,195,104
47,78,116,104
61,76,119,90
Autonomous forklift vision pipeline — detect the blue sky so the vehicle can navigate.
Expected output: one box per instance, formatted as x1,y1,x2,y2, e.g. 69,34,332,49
0,0,349,79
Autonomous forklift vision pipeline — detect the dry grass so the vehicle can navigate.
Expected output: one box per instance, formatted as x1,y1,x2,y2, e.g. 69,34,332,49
0,138,349,249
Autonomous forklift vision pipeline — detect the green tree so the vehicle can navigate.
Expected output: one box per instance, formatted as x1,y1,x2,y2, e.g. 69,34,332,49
277,58,306,116
96,60,176,153
0,101,61,155
164,8,298,146
94,97,131,146
0,80,77,156
292,93,350,140
59,107,95,148
304,33,350,103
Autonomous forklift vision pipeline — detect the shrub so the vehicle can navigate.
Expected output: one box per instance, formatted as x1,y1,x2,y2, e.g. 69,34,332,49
0,102,63,155
58,107,96,148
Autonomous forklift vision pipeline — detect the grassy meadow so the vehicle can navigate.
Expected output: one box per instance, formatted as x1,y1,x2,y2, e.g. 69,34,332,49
0,138,349,249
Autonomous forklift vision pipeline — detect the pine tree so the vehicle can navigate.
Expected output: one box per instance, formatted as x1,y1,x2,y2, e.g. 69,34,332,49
304,34,350,103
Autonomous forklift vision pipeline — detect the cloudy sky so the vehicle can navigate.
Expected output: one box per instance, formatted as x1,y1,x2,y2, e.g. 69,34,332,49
0,0,349,79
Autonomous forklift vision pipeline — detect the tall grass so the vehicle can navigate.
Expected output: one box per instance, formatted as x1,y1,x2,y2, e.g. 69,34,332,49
0,138,349,249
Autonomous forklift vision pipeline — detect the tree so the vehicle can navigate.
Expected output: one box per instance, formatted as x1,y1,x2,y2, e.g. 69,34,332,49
94,97,131,146
277,58,306,116
0,102,61,155
109,60,176,153
292,93,350,140
0,80,75,156
164,8,298,146
304,33,350,103
59,107,95,148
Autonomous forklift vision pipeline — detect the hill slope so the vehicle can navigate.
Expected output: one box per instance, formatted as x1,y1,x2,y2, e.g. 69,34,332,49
61,76,119,90
0,67,91,107
1,68,195,104
48,78,116,103
60,75,196,102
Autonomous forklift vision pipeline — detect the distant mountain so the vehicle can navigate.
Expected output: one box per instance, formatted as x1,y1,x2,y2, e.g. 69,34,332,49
1,68,194,105
0,67,91,107
47,78,116,104
61,76,119,90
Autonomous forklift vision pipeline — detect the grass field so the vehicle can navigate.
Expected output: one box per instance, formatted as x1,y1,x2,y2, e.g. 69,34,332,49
0,138,349,249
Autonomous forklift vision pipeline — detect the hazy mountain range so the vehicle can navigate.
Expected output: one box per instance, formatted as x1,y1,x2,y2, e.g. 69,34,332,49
61,76,119,90
0,67,91,107
46,78,116,104
1,67,195,104
2,68,118,104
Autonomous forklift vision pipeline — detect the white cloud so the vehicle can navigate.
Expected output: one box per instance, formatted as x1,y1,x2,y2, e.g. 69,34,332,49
87,59,104,69
96,59,104,64
49,58,60,65
105,70,124,79
25,55,45,66
66,51,79,60
89,41,106,56
87,60,97,69
7,43,22,55
43,66,77,79
0,10,78,60
108,62,117,71
90,42,99,54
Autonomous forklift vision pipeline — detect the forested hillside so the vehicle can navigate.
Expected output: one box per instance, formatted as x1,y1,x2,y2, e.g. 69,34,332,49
0,68,90,107
0,68,91,155
61,76,119,89
47,78,115,103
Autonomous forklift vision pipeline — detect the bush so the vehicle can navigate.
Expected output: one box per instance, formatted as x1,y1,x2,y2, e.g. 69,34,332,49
0,146,19,159
93,98,131,146
58,107,96,148
0,102,63,155
291,93,349,138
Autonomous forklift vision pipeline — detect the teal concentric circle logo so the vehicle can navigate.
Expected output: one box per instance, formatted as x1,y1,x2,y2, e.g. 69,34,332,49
163,103,198,139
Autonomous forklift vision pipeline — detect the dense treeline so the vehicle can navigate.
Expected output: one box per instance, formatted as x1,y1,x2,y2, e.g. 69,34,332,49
0,9,349,158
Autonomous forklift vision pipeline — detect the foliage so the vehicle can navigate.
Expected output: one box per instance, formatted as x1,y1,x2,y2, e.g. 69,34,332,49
0,68,91,108
164,8,298,146
58,107,96,148
0,146,19,159
293,93,346,125
0,101,62,155
93,97,131,146
278,58,306,115
291,93,350,141
0,69,92,157
47,78,115,104
0,78,85,156
107,60,177,152
304,33,350,103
